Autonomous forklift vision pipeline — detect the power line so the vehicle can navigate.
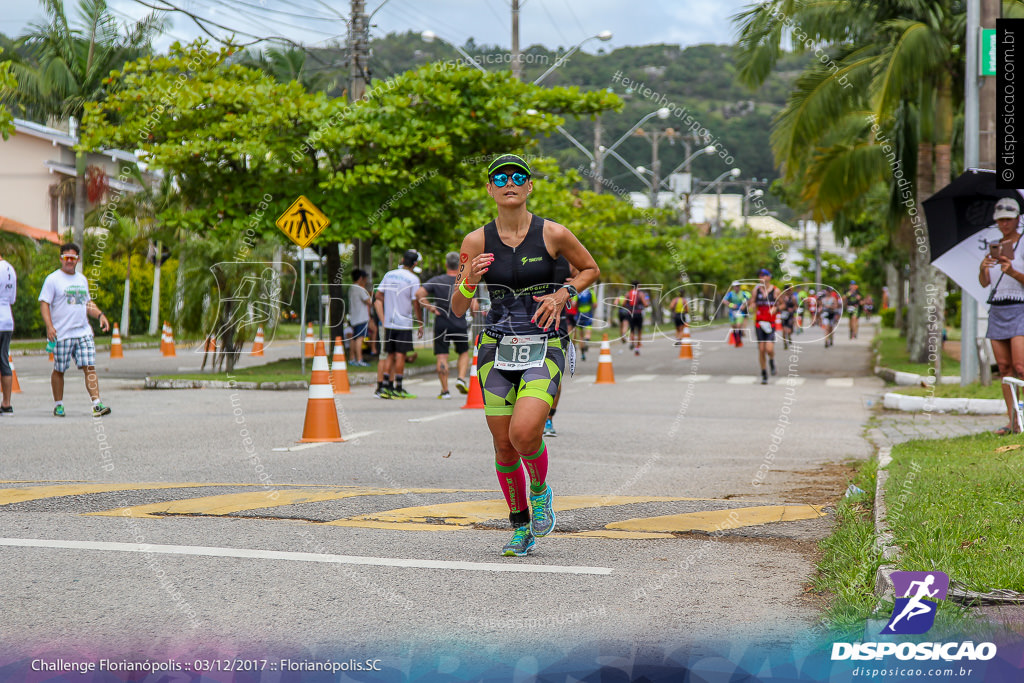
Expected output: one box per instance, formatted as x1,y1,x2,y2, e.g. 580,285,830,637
560,0,588,38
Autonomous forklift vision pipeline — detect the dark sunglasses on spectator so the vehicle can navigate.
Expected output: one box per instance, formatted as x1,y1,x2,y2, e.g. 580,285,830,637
491,172,529,187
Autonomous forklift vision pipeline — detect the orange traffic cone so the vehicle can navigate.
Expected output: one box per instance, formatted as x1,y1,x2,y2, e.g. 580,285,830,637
299,340,344,442
251,327,265,356
736,328,744,347
330,336,351,395
110,323,124,358
595,334,615,384
9,355,21,393
727,329,736,346
462,344,485,409
303,322,315,358
161,321,176,357
678,326,693,359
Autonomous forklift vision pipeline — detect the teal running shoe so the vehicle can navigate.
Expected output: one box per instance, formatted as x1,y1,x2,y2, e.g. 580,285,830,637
502,524,535,557
92,402,111,417
529,485,555,537
53,404,66,418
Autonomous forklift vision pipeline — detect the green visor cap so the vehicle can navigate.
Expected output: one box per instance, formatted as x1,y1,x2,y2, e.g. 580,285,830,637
487,154,532,178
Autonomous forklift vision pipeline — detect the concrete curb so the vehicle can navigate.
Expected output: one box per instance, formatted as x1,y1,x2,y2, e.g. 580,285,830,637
881,392,1005,415
872,446,898,600
874,366,960,386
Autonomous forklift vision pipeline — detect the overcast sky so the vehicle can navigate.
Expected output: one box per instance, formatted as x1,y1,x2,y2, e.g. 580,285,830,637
0,0,755,53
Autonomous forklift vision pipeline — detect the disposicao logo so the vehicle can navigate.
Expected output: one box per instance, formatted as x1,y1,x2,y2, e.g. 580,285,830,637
831,571,997,662
883,570,949,635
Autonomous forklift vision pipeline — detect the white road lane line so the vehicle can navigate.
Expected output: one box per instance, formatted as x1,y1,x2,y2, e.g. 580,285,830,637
678,374,711,382
625,375,657,382
824,377,855,387
271,431,376,451
726,376,757,384
0,538,613,575
408,410,464,423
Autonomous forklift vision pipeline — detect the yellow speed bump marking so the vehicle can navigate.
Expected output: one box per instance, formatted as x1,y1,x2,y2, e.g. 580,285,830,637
85,487,491,519
563,530,676,540
324,496,699,529
0,483,243,506
606,504,826,534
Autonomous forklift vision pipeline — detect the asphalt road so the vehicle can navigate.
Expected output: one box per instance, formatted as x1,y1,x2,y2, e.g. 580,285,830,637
0,318,880,678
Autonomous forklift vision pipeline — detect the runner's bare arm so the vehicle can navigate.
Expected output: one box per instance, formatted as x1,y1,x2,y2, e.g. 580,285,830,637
451,229,488,318
532,222,600,330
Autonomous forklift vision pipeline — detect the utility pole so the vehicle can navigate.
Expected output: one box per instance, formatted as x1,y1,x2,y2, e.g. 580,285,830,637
350,0,371,272
511,0,522,80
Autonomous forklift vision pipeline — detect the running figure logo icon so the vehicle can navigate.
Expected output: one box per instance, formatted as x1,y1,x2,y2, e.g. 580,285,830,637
882,571,949,635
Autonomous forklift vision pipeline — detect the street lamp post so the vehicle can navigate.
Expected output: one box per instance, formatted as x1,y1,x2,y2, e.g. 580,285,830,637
660,143,715,223
421,31,487,72
743,188,764,228
636,127,676,208
696,168,741,234
596,107,671,190
533,31,613,85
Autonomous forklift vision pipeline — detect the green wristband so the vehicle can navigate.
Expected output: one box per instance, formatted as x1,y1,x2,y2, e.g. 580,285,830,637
459,282,477,298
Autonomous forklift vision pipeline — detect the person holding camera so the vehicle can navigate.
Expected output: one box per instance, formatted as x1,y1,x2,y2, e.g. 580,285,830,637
979,197,1024,435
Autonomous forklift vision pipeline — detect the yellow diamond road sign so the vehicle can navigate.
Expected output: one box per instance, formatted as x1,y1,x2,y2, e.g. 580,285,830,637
276,195,330,248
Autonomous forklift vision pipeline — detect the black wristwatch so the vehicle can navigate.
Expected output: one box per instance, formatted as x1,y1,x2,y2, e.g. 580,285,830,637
561,284,578,300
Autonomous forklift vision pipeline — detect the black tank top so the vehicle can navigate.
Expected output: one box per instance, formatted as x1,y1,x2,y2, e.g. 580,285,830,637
483,214,566,336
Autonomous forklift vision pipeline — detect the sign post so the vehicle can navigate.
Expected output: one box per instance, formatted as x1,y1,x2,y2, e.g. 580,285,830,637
276,196,331,375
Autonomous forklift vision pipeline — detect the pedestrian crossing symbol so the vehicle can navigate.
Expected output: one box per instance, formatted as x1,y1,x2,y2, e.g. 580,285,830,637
276,195,330,248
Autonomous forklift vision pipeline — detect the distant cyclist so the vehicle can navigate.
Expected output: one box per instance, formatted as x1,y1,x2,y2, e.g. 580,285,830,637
451,154,599,557
751,268,780,384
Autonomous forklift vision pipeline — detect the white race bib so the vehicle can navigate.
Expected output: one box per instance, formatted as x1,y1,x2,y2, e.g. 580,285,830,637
494,334,547,371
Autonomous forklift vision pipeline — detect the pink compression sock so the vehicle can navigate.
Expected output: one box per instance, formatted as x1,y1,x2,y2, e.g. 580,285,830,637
520,441,548,495
495,458,528,512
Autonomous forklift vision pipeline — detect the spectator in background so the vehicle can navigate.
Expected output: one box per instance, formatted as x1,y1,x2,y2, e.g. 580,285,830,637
0,250,16,415
348,268,371,366
374,250,424,399
38,243,111,417
417,252,477,399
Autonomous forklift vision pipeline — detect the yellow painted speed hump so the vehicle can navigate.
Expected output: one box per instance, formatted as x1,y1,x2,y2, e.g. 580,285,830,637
276,195,330,247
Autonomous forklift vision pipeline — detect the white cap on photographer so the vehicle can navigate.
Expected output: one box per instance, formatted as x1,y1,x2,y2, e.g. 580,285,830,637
993,197,1020,220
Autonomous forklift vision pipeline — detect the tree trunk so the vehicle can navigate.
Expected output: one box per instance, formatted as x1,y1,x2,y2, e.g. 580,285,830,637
907,141,934,361
149,239,162,335
885,261,900,325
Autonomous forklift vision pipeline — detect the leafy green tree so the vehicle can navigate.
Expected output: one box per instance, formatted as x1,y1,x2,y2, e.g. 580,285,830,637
0,49,15,138
2,0,165,257
82,43,620,358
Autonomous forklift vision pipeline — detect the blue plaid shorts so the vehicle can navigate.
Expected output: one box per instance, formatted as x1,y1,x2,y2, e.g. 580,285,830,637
53,335,96,372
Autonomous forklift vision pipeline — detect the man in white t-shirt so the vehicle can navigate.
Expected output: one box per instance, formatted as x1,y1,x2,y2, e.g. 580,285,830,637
0,251,16,415
372,249,423,399
38,243,111,417
347,268,371,366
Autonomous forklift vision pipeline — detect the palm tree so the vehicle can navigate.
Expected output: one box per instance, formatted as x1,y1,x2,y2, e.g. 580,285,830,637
1,0,165,259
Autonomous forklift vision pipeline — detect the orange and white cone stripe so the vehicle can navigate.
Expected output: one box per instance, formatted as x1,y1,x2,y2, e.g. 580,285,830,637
330,336,350,395
462,344,485,409
251,327,265,356
678,326,693,359
110,323,124,358
299,340,343,442
595,334,615,384
303,323,315,359
9,354,21,393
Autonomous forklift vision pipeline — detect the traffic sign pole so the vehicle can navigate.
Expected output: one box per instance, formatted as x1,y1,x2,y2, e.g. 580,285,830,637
300,249,306,375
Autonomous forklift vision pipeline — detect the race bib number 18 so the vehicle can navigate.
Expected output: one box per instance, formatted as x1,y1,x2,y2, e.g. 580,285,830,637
494,334,547,371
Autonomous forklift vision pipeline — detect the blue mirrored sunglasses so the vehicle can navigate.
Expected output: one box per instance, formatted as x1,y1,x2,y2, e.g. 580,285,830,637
491,172,529,187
